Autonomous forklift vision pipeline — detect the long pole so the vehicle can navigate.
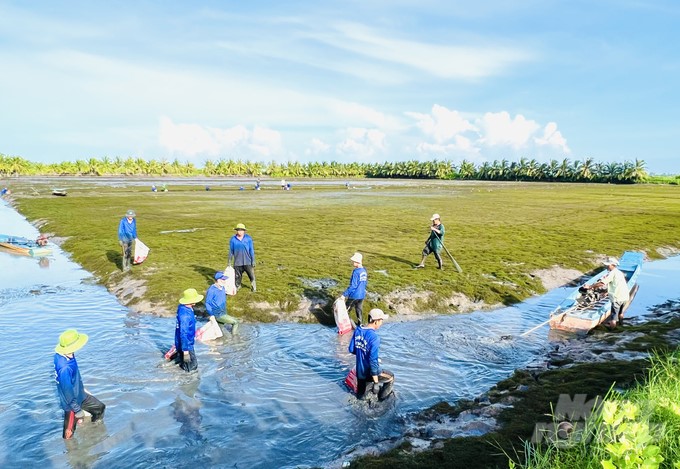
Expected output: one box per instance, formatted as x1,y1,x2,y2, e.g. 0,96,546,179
518,317,553,337
433,231,462,273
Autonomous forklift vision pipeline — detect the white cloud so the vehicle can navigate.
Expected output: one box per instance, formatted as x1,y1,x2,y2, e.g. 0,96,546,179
158,117,283,159
416,135,479,156
406,104,476,143
476,111,541,149
336,128,386,159
305,138,331,156
534,122,570,153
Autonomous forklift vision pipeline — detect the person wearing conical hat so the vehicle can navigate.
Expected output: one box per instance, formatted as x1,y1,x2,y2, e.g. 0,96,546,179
416,213,445,270
118,209,137,272
54,329,106,439
339,252,368,326
175,288,204,372
228,223,256,292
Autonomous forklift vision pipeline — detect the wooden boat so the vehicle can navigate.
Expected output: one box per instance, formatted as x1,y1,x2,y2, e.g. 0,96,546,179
52,188,67,196
549,251,643,333
0,234,53,257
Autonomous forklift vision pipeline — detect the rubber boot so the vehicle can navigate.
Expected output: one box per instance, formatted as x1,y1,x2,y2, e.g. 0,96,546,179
231,322,239,334
251,280,256,292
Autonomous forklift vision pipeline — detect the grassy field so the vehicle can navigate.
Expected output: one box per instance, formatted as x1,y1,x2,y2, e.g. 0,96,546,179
4,178,680,321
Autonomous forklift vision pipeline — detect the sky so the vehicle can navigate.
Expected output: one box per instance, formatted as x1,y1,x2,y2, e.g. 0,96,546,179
0,1,679,173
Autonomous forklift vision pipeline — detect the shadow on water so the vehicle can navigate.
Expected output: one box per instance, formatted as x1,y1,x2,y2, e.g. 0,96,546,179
106,249,122,270
362,250,418,267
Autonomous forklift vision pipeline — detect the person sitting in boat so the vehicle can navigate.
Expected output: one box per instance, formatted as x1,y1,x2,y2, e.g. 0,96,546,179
36,234,49,246
583,257,630,329
348,308,394,401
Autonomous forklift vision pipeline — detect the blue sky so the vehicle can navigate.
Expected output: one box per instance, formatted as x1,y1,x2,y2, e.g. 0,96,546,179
1,1,678,172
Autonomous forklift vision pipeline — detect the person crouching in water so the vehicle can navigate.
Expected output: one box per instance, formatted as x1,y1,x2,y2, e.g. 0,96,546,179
54,329,106,439
205,271,241,334
340,252,367,326
348,308,394,401
175,288,203,372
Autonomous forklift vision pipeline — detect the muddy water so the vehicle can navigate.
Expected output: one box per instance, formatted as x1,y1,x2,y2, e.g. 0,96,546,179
1,199,679,468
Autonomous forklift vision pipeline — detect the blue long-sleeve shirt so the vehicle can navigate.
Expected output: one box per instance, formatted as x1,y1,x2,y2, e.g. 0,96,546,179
54,353,86,413
205,284,227,317
343,267,367,299
348,326,381,380
174,304,196,353
118,217,137,243
228,234,255,266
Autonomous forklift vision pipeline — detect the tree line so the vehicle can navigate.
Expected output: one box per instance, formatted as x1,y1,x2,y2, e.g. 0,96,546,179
0,153,653,183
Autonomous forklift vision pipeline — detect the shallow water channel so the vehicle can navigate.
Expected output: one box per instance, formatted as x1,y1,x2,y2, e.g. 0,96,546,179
2,199,679,468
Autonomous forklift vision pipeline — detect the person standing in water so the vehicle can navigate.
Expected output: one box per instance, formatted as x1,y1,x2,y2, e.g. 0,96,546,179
228,223,256,292
175,288,203,372
54,329,106,439
416,213,445,269
205,271,241,334
348,308,394,401
117,209,137,272
340,252,367,326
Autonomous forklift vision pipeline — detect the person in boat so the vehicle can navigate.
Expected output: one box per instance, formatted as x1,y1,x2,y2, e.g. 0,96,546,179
340,252,367,326
175,288,203,372
584,256,630,329
36,234,49,246
348,308,394,401
228,223,256,292
117,209,137,272
205,271,241,334
416,214,445,270
54,329,106,439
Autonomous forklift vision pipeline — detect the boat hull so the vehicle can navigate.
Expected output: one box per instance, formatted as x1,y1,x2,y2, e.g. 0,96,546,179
549,251,643,333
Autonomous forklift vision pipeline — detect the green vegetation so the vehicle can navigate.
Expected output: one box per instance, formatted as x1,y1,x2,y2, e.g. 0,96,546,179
0,153,654,183
513,350,680,469
4,179,680,320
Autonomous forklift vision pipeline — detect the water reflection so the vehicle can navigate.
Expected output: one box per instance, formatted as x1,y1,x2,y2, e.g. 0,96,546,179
2,199,680,468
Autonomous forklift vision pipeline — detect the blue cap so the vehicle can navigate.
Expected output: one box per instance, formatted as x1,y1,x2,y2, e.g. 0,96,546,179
214,271,228,280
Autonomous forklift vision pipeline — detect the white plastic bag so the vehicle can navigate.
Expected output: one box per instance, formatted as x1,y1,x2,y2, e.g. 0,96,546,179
133,238,150,264
224,265,237,296
333,297,353,335
195,319,223,342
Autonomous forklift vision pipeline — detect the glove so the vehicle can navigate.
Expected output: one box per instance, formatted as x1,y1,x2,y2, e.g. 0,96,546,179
75,410,85,419
209,315,218,324
183,351,190,362
371,382,380,394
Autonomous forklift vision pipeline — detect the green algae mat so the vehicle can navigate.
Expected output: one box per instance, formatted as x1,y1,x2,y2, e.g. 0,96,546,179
6,179,680,321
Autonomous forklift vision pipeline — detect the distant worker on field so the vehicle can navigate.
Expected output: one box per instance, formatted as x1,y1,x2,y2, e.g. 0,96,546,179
205,271,241,334
1,187,10,196
280,179,286,190
340,252,367,326
416,213,445,270
348,308,394,401
54,329,106,439
175,288,203,372
584,257,630,329
228,223,256,292
117,209,137,272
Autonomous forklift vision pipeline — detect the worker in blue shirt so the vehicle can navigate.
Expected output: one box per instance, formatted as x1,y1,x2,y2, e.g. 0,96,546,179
340,252,367,325
117,209,137,272
54,329,106,439
175,288,203,372
228,223,256,292
348,309,394,400
205,271,241,334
